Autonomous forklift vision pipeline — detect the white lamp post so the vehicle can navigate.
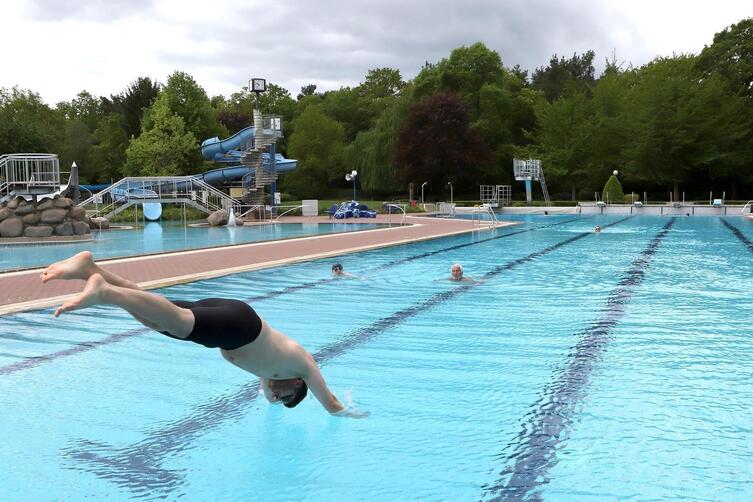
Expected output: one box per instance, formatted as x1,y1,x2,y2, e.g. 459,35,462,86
421,181,428,205
345,170,358,201
447,181,453,204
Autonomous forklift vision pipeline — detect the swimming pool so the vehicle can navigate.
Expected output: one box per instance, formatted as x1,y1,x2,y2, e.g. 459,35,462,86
0,221,387,272
1,215,752,500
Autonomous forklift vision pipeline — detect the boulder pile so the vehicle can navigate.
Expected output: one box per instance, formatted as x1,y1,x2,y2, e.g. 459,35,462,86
0,196,91,239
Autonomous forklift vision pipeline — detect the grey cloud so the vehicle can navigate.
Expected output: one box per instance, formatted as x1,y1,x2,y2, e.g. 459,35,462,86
26,0,153,21
159,0,648,97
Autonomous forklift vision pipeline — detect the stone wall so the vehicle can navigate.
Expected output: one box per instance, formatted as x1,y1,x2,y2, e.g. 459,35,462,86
0,196,91,239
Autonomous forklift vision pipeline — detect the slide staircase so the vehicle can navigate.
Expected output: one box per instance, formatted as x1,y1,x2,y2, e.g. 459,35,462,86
78,176,242,219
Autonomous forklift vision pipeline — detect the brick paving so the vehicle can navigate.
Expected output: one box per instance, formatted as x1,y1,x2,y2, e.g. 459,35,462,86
0,215,513,315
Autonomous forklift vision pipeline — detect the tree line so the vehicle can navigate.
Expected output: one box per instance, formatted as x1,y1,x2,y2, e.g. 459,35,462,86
1,18,751,202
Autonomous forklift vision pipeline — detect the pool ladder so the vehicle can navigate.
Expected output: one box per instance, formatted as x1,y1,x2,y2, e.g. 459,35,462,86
471,204,498,230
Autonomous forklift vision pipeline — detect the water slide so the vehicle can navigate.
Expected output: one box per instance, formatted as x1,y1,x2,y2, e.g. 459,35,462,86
198,126,296,187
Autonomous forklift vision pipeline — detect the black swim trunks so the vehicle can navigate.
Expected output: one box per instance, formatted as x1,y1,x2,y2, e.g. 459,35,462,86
161,298,262,350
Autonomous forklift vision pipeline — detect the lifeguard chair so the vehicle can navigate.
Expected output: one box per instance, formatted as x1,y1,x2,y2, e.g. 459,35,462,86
513,158,551,206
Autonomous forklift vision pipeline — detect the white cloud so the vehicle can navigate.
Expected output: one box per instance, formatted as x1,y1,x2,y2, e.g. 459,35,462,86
0,0,749,105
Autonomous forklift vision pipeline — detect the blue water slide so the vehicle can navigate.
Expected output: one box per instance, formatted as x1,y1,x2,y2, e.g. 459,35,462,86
198,127,297,187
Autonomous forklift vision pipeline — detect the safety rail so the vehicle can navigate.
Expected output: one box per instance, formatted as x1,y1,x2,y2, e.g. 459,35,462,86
436,202,456,217
273,204,305,223
0,153,61,201
741,200,753,215
238,204,266,219
383,203,407,225
471,204,498,229
78,176,242,219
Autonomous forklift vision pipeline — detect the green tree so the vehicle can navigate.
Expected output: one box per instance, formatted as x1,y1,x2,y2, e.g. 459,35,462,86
696,18,753,97
346,92,412,194
103,77,160,139
89,113,129,183
0,87,65,155
146,71,225,143
532,51,596,102
283,105,346,197
124,97,199,176
622,55,748,200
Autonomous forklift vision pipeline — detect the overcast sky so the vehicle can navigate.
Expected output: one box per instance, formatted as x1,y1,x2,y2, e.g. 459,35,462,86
0,0,750,105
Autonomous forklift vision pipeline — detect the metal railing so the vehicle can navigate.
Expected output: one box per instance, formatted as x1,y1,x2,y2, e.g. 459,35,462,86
78,176,242,219
741,200,753,215
436,202,456,217
383,203,407,225
273,204,305,223
0,153,61,200
471,204,498,229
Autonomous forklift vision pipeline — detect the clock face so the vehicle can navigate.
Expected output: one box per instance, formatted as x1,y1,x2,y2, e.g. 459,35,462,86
251,78,266,92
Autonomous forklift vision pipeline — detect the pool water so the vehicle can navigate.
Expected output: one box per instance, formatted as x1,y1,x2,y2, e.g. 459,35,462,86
1,215,752,500
0,221,386,272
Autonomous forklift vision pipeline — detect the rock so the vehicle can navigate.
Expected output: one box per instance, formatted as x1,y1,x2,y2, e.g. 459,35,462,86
55,222,74,236
0,217,23,237
6,197,23,209
24,225,54,238
0,207,13,222
22,213,41,225
208,210,229,226
14,203,37,216
37,198,55,210
70,206,86,220
40,208,67,224
54,197,73,209
73,221,91,235
89,217,109,230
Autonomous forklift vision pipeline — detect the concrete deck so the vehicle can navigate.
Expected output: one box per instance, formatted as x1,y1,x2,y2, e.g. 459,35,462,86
0,215,513,316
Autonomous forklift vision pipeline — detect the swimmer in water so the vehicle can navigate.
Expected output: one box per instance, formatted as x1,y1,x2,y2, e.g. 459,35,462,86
331,263,357,278
41,252,368,418
594,225,601,233
448,263,482,284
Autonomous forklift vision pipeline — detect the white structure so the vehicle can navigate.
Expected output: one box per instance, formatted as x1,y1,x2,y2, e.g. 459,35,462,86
513,158,551,206
480,185,511,207
0,153,61,203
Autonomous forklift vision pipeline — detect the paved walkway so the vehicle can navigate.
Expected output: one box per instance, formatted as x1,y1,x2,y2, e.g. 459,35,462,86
0,215,513,315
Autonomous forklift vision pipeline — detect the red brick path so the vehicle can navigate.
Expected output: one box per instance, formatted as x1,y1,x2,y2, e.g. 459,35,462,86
0,215,512,315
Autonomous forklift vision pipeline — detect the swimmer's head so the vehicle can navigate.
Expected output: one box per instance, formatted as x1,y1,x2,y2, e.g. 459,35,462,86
331,263,343,275
594,225,601,233
450,263,464,280
269,378,308,408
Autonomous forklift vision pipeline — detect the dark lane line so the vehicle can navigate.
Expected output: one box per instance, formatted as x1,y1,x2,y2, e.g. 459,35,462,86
482,218,676,502
0,217,585,377
62,217,629,495
720,218,753,253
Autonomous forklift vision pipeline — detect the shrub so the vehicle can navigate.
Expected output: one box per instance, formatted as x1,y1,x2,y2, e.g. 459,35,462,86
602,175,625,204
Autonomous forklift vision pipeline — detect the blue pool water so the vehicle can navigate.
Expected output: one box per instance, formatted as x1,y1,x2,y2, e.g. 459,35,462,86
0,221,385,272
1,215,752,500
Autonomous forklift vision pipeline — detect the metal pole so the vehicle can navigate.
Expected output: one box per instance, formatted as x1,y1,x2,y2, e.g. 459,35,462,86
353,177,357,201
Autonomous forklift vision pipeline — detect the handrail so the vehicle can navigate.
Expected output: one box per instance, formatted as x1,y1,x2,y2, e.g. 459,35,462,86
78,176,242,219
273,204,305,223
741,200,753,215
332,201,350,219
383,203,407,225
471,204,497,230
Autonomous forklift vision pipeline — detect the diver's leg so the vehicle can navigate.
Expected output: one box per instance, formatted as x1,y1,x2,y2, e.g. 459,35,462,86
41,251,141,290
54,274,194,337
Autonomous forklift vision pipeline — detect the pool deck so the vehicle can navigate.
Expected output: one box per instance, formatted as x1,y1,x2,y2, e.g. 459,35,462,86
0,215,514,316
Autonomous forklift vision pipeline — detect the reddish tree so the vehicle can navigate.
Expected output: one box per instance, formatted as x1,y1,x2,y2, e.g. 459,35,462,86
394,92,491,198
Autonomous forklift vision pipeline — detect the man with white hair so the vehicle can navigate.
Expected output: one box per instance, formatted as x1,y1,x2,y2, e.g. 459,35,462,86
449,263,481,283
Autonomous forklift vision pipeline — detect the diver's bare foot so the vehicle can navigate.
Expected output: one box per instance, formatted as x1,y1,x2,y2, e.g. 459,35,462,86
54,273,108,317
41,251,95,283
